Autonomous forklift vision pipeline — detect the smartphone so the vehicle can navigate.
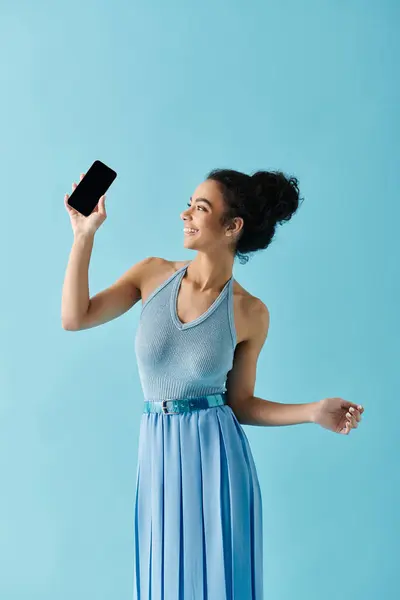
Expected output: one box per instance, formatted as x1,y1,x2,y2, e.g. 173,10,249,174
67,160,117,217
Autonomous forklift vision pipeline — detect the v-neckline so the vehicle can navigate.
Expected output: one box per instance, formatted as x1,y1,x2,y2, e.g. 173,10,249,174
171,263,233,330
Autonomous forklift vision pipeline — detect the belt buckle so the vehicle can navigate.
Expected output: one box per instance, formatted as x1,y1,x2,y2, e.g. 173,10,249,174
161,399,179,415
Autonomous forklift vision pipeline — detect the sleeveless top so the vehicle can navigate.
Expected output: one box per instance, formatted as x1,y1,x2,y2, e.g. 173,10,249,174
134,261,237,402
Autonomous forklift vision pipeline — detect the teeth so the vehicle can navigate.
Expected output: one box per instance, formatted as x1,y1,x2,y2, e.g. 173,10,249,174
184,228,198,233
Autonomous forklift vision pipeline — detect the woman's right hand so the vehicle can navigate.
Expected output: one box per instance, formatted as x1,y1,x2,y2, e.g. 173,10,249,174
64,173,107,237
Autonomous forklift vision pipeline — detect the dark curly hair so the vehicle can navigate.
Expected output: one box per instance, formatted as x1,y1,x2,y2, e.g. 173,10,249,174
206,168,304,265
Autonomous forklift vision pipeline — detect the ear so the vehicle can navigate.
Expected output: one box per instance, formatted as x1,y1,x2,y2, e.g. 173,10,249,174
226,216,244,236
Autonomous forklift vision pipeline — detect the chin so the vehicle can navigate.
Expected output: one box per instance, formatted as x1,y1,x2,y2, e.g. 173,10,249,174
183,233,200,245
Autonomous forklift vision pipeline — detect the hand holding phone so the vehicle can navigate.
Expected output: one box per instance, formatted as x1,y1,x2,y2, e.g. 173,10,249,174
64,160,117,237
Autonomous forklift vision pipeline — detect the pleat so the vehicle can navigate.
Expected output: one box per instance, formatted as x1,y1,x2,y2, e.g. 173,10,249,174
197,407,229,599
179,413,206,599
133,442,141,599
219,415,233,599
150,414,165,600
216,406,253,598
163,415,183,598
231,413,264,600
134,415,153,600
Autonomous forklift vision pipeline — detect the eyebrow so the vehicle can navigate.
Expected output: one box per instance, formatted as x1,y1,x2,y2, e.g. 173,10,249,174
189,196,213,208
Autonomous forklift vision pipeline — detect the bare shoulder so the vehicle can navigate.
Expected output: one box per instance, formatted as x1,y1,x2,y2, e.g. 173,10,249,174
231,279,270,345
138,256,177,279
244,292,270,323
247,295,270,341
148,257,189,278
138,257,188,304
170,258,191,270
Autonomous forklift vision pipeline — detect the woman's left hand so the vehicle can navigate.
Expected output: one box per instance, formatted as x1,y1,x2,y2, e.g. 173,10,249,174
313,397,364,434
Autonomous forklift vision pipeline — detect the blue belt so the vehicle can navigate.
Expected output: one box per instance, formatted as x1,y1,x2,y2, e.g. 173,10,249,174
143,392,227,415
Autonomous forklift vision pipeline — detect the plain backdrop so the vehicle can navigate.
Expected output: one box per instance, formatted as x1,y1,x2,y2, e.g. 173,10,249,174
0,1,398,599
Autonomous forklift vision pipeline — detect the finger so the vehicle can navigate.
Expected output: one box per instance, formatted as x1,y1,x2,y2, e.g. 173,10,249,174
80,173,85,180
72,182,77,191
349,407,362,423
98,195,106,212
346,402,363,413
64,194,76,214
345,404,364,424
65,201,75,212
346,412,357,428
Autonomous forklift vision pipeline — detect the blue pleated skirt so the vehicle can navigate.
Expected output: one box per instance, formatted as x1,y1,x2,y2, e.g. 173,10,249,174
133,402,263,599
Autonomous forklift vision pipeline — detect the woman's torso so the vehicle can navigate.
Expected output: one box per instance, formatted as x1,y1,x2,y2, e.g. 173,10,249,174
134,257,260,402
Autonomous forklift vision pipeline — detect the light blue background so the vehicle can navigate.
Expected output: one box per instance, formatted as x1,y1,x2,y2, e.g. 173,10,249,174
1,1,398,598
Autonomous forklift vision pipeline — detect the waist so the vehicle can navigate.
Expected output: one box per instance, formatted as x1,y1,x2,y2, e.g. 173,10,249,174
143,392,227,415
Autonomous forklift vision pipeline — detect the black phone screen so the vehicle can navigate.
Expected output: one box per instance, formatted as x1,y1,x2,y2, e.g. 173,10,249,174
67,160,117,217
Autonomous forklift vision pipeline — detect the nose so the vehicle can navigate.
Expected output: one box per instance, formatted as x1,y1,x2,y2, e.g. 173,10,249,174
180,207,192,221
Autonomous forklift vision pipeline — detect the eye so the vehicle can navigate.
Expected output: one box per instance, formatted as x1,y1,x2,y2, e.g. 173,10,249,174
186,202,205,211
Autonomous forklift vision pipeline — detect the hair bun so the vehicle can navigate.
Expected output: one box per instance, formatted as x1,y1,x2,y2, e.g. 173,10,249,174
251,170,300,224
205,166,303,265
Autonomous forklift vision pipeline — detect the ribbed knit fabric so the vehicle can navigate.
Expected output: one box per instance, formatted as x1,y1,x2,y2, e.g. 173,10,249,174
134,261,237,401
133,260,263,600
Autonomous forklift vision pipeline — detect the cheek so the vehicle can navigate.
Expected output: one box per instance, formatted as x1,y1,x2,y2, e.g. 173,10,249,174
202,215,220,230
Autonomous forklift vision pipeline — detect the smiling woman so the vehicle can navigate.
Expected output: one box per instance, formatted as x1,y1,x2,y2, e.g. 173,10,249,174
130,167,306,599
62,166,363,600
63,167,300,599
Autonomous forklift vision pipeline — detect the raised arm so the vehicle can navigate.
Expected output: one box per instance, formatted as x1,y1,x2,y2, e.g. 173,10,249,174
61,236,153,331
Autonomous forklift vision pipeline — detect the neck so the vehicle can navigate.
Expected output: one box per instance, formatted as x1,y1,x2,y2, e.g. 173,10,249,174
184,252,234,292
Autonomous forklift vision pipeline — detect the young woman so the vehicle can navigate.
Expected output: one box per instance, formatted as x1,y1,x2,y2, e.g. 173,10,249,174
63,168,364,599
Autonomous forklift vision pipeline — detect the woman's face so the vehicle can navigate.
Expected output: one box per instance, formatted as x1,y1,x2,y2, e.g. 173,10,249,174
180,179,240,252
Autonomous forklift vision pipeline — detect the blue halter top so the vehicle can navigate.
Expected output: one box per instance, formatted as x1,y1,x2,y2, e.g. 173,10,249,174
134,262,237,402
